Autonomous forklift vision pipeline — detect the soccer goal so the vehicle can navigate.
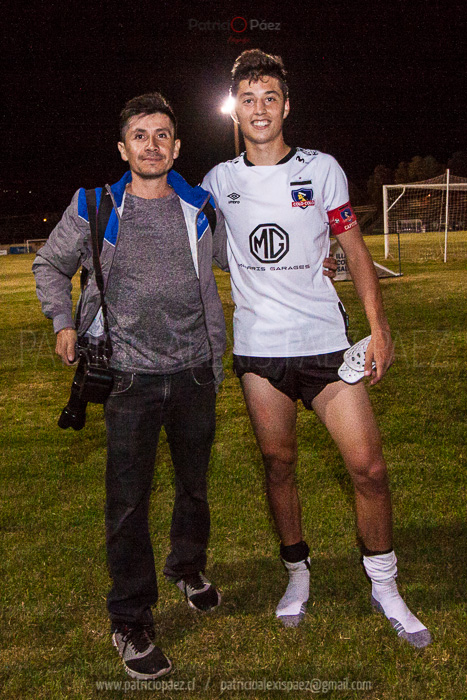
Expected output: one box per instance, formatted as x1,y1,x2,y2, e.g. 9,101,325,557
25,238,48,253
383,170,467,262
396,219,423,233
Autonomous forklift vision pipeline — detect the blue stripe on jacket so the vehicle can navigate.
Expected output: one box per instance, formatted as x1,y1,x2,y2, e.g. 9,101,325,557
77,170,215,246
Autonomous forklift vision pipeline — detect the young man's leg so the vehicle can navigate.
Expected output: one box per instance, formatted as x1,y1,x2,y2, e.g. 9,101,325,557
312,380,391,549
241,373,310,627
163,362,220,612
312,379,431,647
241,372,300,542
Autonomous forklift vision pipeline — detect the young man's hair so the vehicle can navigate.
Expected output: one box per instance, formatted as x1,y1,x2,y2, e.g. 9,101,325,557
231,49,288,99
119,92,177,141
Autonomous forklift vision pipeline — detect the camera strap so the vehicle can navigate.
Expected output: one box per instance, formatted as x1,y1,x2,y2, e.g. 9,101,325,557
85,188,113,357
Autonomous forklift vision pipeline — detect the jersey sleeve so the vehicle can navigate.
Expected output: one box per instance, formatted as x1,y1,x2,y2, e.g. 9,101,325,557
200,166,229,271
320,155,358,235
201,165,222,203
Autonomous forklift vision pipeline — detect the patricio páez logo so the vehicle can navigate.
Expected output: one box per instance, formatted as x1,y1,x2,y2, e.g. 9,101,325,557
291,188,315,209
188,18,281,31
249,224,289,263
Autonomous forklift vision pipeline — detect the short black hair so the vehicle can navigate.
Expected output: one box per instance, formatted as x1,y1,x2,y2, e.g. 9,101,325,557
231,49,288,100
119,93,177,141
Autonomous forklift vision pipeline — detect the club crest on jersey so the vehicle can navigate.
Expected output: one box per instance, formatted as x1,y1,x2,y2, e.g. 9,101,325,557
291,188,315,209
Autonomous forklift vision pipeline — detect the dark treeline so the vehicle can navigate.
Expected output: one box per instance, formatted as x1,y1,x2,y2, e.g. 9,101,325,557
367,151,467,212
1,152,466,245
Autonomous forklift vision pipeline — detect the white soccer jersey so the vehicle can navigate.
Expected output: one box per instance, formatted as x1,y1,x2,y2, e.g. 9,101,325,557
202,148,357,357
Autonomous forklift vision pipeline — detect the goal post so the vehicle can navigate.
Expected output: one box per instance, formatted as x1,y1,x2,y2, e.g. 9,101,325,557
383,171,467,263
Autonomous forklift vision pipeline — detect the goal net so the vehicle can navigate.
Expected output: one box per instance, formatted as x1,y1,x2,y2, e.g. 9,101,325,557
396,219,423,233
25,239,48,253
383,171,467,262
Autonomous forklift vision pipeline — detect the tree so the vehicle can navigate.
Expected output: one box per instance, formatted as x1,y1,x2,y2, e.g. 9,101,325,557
367,165,393,209
407,156,426,182
447,151,467,177
422,155,444,179
395,161,409,184
395,155,443,183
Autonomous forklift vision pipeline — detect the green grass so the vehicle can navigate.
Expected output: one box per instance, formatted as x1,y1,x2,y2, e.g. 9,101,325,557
365,230,467,267
1,254,466,699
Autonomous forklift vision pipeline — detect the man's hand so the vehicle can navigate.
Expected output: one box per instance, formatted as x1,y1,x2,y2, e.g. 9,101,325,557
364,328,395,385
323,255,337,279
56,328,78,365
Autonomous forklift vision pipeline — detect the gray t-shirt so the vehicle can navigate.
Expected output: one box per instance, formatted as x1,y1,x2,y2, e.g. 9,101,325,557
105,191,211,373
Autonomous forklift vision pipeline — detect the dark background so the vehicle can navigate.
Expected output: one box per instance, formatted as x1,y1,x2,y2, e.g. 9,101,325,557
1,0,465,222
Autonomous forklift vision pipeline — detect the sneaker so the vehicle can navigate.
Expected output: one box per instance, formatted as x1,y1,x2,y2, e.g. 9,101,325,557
143,622,156,642
112,624,172,680
175,572,221,612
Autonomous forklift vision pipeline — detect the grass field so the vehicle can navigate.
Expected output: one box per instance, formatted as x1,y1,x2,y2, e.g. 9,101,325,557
364,230,467,268
1,254,466,700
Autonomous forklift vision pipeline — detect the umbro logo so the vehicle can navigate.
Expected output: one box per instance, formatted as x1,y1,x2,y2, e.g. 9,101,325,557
227,192,241,204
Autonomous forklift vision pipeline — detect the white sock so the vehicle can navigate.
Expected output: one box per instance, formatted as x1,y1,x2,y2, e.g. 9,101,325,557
276,558,310,619
363,552,428,635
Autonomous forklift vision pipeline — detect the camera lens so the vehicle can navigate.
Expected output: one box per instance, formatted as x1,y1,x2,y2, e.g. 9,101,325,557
58,404,86,430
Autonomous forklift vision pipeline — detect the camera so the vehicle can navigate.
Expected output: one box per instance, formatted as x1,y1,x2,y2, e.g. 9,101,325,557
58,338,114,430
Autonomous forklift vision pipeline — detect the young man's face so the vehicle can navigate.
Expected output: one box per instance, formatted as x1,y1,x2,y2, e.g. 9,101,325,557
234,76,289,147
118,112,180,179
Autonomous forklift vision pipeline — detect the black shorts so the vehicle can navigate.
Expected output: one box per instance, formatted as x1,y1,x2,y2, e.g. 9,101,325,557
233,350,347,410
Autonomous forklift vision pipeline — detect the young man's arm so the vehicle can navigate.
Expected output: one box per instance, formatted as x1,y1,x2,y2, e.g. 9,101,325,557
337,224,395,384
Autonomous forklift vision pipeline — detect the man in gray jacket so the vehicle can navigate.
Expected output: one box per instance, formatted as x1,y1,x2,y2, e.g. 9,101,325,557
33,93,228,681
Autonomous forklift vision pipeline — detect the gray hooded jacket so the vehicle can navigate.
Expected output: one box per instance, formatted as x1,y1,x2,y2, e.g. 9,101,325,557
33,169,228,387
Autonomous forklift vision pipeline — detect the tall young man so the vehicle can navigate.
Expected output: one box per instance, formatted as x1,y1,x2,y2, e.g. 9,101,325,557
33,93,228,680
202,50,431,647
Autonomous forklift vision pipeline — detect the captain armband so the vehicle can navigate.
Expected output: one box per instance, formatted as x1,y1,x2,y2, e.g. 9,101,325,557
327,202,358,235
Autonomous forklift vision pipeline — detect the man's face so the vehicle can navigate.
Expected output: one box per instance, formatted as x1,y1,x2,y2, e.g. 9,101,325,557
118,112,180,179
234,76,289,146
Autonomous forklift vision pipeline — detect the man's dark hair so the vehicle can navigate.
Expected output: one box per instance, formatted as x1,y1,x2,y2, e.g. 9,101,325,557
119,92,177,141
231,49,288,99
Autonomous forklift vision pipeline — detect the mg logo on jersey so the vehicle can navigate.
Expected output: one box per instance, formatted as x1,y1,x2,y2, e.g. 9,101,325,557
249,224,289,263
291,188,315,209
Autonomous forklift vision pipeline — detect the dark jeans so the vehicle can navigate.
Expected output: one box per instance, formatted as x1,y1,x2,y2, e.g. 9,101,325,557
104,361,216,627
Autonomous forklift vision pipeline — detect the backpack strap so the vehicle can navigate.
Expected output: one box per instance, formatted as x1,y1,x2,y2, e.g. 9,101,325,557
95,188,114,254
75,189,113,356
79,188,113,293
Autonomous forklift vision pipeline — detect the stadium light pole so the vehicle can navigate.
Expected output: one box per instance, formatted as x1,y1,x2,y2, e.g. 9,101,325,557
221,95,240,157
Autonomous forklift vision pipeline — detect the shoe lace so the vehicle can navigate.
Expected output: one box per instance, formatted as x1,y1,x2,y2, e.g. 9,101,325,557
121,626,152,654
144,623,156,642
183,572,207,591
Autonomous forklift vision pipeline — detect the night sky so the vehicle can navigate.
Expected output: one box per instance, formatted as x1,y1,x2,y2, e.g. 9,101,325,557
1,0,465,217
